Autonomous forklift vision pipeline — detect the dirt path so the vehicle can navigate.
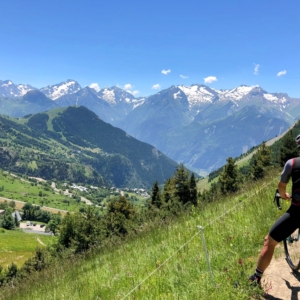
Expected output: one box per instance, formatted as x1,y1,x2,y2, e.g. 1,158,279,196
262,251,300,299
36,237,46,246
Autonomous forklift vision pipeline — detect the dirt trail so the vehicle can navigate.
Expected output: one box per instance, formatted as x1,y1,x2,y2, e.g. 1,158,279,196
262,251,300,299
36,237,46,246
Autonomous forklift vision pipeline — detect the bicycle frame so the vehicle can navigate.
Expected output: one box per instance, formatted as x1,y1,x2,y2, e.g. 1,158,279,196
274,189,300,271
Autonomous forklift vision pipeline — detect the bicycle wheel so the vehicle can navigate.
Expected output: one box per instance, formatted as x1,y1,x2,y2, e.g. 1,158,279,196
283,228,300,271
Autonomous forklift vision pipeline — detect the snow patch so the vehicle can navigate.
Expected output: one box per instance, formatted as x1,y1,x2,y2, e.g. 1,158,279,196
217,85,255,100
264,94,287,104
2,81,13,87
50,81,80,100
18,84,33,96
132,98,145,109
264,94,279,101
173,91,181,99
178,85,214,106
102,89,116,104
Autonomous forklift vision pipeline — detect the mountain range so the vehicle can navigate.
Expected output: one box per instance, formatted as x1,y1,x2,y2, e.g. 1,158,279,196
1,79,299,175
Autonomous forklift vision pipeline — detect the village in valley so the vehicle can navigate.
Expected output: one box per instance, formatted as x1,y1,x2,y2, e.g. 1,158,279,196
0,173,150,235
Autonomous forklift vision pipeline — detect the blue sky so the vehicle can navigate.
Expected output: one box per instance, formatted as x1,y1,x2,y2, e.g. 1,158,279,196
1,0,300,97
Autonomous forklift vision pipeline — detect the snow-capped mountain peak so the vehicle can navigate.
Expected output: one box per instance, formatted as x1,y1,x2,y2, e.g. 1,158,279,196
40,79,81,100
214,85,257,100
178,84,216,106
2,80,12,87
0,80,35,97
100,88,117,105
98,86,137,106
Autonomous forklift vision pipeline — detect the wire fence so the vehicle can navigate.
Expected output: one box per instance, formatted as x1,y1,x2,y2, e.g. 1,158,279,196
121,178,277,299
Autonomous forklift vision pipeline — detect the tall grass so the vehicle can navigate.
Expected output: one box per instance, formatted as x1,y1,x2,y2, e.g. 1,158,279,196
2,172,288,299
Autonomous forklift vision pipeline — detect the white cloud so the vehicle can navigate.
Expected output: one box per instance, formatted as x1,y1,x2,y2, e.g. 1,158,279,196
131,90,139,96
152,84,161,90
89,83,100,92
204,76,217,84
277,70,287,77
180,75,189,79
161,69,171,75
254,64,260,75
124,83,133,90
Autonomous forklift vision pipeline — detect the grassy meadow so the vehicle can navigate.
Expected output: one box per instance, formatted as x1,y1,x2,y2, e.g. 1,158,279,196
0,171,91,213
0,171,147,213
0,229,55,268
0,170,289,300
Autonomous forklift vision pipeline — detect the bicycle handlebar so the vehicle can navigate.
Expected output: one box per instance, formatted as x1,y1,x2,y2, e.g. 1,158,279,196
274,189,282,210
273,189,292,210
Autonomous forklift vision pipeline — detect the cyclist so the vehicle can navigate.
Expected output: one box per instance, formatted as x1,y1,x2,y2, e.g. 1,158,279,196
249,134,300,284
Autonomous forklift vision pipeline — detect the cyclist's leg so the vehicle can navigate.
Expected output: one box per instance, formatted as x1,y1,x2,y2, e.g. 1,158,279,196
249,210,296,283
256,234,278,271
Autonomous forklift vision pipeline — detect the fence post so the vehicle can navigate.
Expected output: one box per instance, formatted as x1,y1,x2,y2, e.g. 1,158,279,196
197,226,214,286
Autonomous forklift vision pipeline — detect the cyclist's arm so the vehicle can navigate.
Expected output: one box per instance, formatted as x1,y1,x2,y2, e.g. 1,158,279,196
278,181,290,199
278,159,293,199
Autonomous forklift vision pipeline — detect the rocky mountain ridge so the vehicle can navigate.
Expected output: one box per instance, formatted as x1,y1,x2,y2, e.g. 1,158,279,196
1,79,294,113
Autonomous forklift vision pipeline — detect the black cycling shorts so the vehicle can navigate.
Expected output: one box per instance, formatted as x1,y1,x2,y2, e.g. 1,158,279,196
269,206,300,242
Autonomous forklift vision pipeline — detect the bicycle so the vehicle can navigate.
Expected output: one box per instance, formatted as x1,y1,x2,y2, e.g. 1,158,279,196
274,189,300,271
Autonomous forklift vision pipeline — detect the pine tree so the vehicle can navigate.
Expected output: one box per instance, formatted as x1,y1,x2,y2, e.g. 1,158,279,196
210,182,220,202
279,130,298,166
219,157,239,193
251,155,264,180
103,196,136,237
251,142,271,180
174,163,190,204
150,181,162,208
258,142,271,166
189,173,197,206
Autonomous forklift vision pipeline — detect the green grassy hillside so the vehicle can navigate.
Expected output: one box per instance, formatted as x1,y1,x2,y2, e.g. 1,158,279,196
0,229,55,268
1,170,287,300
0,171,89,213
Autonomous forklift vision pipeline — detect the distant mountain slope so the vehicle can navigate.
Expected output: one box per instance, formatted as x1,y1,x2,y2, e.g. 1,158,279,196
55,87,119,123
48,106,178,187
162,105,289,173
0,90,59,118
118,87,292,173
115,86,192,144
0,106,179,188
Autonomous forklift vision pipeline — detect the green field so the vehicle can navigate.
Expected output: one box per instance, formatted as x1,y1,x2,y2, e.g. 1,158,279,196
0,229,55,268
0,171,147,214
0,174,87,211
